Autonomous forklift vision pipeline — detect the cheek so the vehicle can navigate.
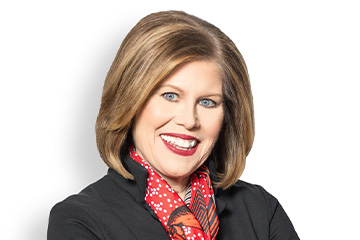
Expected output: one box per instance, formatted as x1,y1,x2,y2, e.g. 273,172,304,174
201,109,224,139
134,97,173,134
147,99,174,125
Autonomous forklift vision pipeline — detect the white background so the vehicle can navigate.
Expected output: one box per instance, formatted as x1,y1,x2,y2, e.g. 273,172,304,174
1,0,359,239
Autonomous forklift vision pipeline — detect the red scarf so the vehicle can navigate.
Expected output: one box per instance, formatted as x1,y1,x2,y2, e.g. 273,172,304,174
129,147,219,240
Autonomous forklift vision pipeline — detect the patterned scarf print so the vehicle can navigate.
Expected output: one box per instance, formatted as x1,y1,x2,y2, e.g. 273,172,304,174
129,147,219,240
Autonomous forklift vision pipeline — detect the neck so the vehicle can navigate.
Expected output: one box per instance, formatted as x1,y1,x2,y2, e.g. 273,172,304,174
158,173,190,201
170,178,190,200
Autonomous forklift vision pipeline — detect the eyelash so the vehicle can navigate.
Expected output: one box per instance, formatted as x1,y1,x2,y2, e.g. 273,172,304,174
162,92,179,101
161,92,218,108
199,99,217,108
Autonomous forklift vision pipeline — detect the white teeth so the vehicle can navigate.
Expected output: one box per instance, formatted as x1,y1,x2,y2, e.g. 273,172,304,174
160,135,198,150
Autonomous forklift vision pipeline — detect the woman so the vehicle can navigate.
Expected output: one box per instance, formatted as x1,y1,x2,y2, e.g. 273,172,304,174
48,11,299,239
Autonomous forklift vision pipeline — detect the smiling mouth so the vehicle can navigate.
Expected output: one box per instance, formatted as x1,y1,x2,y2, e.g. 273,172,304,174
160,134,198,151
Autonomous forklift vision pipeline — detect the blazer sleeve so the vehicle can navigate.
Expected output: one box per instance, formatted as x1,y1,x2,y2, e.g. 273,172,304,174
257,186,300,240
47,201,103,240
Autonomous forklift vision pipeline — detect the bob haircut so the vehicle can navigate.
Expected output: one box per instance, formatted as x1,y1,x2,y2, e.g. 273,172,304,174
96,10,254,189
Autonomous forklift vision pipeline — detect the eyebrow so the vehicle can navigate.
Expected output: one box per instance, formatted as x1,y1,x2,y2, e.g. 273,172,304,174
160,84,223,98
161,84,184,93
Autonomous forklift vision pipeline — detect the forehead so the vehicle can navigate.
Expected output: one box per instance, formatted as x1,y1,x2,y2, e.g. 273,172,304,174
159,60,223,94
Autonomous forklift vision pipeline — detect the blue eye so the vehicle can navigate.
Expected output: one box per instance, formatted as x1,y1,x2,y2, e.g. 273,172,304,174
162,92,178,101
200,99,216,108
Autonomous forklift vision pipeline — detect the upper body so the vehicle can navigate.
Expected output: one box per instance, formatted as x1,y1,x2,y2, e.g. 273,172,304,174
48,10,299,240
48,155,299,240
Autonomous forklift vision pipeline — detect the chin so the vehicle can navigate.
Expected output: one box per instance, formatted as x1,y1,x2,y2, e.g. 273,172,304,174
160,166,194,180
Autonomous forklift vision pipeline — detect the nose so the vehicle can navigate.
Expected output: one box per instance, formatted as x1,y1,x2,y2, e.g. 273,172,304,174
174,104,200,130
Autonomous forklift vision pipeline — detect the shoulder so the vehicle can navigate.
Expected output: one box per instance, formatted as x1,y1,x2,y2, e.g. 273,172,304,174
51,172,117,211
219,179,277,204
217,179,279,217
47,174,116,239
48,169,172,239
216,180,300,239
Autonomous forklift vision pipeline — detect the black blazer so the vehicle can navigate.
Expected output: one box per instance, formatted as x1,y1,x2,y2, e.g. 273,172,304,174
48,156,299,239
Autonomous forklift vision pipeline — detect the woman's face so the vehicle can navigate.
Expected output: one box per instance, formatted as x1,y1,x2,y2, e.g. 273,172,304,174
132,60,224,186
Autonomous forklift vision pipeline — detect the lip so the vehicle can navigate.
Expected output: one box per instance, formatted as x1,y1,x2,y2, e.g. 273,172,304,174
161,133,200,141
160,133,199,156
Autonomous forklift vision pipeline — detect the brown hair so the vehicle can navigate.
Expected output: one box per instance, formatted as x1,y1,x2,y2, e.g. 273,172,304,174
95,10,254,189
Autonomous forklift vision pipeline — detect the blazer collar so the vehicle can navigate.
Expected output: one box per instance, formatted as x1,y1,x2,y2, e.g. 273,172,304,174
108,154,148,205
206,158,227,215
108,154,227,215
